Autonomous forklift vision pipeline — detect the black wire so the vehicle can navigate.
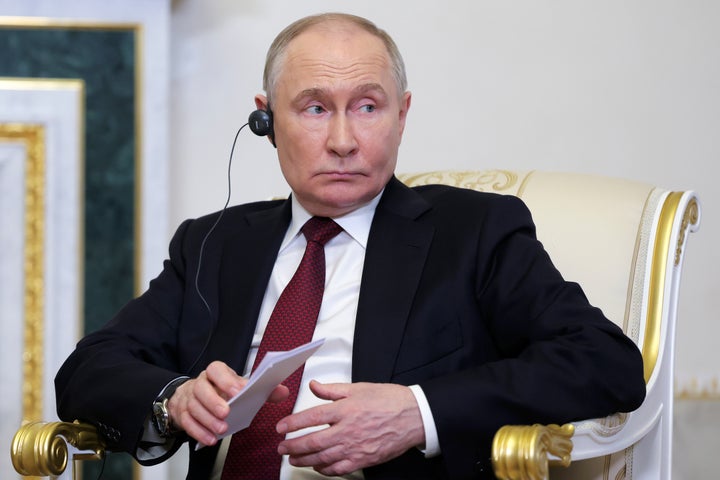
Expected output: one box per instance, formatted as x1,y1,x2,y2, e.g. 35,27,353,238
94,454,107,479
188,122,248,373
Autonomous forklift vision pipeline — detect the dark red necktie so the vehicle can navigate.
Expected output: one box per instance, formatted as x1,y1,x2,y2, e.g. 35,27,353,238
221,216,343,480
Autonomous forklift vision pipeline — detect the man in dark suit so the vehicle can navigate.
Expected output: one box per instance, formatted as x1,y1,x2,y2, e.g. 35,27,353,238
55,12,645,480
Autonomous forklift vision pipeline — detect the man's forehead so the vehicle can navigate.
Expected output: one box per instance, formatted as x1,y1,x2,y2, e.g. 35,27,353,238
277,28,393,89
284,22,389,65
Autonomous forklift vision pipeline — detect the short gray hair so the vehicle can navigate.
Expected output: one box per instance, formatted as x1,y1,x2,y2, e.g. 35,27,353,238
263,13,407,103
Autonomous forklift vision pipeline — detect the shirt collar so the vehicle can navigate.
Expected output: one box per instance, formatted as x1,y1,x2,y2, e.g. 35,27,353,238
280,191,383,251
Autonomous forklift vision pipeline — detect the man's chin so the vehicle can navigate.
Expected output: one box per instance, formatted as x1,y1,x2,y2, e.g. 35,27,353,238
307,190,378,217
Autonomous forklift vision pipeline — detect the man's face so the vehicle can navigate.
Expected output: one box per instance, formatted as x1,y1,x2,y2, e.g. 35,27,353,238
257,23,411,217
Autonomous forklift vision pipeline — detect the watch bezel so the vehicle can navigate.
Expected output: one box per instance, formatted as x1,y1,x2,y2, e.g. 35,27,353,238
152,397,172,437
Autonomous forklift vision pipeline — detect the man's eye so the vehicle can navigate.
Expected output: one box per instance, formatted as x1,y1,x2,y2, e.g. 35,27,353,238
306,105,325,115
360,104,376,113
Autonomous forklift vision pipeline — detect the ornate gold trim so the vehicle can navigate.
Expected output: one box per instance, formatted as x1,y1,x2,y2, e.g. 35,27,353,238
0,16,141,30
515,170,536,199
492,423,575,480
11,420,105,477
0,77,85,90
642,192,682,383
397,169,520,192
0,124,45,423
675,198,699,266
133,23,144,296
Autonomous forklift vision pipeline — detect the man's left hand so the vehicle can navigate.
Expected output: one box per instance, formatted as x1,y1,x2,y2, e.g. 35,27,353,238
276,380,426,476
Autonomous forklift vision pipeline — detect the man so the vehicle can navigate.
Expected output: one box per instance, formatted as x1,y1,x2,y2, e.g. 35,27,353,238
55,13,645,480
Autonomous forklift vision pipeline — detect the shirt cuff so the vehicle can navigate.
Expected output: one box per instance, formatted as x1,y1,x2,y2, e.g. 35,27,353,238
408,384,441,457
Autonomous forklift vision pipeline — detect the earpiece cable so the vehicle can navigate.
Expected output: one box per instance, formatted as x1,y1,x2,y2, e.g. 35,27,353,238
189,122,248,373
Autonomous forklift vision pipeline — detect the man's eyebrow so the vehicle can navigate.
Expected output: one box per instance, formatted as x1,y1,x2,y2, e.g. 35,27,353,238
353,83,387,97
292,83,388,104
293,87,326,104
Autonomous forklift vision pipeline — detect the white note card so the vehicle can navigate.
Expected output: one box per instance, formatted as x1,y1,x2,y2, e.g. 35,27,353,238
197,338,325,449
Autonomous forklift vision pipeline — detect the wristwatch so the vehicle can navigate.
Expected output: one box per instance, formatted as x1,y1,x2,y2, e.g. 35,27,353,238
152,377,189,437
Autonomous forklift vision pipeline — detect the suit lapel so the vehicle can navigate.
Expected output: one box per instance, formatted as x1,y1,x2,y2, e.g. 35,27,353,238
209,202,291,373
352,178,434,383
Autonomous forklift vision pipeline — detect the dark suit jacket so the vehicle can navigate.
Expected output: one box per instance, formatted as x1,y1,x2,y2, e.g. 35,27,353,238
55,177,645,479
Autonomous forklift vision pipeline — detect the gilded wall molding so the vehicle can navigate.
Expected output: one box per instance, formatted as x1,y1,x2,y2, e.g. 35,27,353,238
0,15,141,30
0,123,46,422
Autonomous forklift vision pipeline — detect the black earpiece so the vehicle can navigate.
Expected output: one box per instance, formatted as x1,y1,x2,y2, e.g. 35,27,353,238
248,109,275,147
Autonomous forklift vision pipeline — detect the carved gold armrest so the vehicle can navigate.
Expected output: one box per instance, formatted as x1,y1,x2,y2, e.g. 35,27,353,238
491,423,574,480
11,420,106,476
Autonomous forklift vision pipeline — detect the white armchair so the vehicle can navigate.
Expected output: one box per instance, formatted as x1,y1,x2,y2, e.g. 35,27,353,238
399,170,700,480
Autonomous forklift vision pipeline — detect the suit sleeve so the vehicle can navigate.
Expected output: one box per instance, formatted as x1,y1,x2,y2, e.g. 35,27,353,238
54,219,198,464
418,194,646,477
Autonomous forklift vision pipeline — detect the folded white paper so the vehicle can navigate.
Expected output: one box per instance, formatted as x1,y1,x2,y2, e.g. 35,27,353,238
197,338,325,449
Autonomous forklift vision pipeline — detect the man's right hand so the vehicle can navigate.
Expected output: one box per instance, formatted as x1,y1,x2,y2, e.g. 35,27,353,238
167,361,290,446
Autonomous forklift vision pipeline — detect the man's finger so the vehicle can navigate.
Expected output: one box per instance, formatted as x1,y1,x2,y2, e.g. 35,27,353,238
308,380,351,401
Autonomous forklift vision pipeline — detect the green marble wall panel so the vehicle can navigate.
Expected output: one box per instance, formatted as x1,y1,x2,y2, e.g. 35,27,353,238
0,24,137,480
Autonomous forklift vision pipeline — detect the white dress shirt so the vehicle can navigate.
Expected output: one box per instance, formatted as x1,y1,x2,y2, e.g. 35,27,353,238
208,192,439,479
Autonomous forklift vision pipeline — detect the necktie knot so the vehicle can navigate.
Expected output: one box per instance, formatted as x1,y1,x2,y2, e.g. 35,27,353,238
302,216,343,246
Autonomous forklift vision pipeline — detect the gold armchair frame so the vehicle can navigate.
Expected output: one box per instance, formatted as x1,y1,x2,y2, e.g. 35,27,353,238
11,420,105,478
12,170,700,480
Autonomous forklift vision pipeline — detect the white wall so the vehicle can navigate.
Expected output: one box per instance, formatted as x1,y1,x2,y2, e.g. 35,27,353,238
169,0,719,393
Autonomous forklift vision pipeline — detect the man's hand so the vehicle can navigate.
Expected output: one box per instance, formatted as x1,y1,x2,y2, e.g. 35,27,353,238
277,380,425,476
167,361,289,446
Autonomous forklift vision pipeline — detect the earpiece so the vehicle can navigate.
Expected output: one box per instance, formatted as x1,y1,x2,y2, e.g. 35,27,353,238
248,109,275,147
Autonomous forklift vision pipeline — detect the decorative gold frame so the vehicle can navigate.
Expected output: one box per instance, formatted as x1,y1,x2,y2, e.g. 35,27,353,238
0,124,46,423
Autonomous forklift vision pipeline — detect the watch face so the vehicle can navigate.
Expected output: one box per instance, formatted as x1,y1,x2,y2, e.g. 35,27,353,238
153,399,170,435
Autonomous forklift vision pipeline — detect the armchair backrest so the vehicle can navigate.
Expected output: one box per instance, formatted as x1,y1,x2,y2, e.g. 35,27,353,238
398,169,700,479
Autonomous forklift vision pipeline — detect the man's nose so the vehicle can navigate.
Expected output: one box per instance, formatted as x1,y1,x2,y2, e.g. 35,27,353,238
326,114,358,157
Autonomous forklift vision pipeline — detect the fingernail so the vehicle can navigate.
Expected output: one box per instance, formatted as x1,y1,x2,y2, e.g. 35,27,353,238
276,421,287,434
277,444,288,455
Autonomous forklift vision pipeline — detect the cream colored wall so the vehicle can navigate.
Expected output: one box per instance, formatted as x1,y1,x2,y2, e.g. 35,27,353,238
169,0,718,394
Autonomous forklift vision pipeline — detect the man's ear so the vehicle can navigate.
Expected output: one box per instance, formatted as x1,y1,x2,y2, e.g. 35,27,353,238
253,94,276,148
255,94,269,111
398,91,412,136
